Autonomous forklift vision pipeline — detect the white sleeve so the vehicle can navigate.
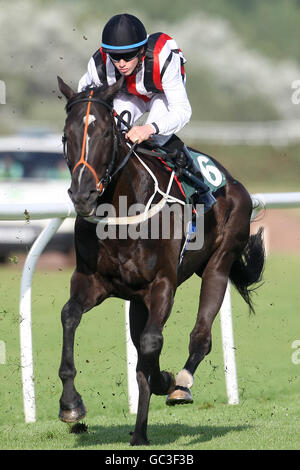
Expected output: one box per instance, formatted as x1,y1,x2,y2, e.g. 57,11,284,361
77,56,103,92
152,53,192,136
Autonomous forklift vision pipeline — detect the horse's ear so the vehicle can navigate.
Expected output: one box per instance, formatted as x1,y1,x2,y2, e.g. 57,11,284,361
102,77,125,103
57,76,75,100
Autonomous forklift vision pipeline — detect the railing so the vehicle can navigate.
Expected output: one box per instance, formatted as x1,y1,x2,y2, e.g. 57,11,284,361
180,120,300,146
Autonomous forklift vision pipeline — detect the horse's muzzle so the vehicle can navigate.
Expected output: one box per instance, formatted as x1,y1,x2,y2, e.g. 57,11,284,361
68,188,98,217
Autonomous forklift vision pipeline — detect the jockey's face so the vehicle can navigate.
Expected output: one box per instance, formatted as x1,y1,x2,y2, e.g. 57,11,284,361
112,56,139,76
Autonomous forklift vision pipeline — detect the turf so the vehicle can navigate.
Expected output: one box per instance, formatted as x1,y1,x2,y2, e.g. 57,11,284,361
0,253,299,450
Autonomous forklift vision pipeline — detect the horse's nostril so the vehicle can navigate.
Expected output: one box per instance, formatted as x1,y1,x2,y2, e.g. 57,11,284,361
90,190,99,201
69,189,98,217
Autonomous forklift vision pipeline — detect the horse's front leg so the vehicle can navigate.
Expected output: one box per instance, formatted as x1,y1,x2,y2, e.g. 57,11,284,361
58,272,107,423
58,298,86,422
130,275,176,446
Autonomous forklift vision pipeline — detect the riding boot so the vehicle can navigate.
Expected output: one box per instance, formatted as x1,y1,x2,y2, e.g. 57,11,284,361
178,145,216,214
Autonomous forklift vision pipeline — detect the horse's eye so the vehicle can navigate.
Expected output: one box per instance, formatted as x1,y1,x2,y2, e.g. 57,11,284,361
62,134,68,158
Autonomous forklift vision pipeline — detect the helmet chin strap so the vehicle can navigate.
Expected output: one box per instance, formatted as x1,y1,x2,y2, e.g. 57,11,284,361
132,48,146,75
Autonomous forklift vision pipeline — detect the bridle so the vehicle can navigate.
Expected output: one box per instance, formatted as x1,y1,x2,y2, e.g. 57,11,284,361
62,90,137,195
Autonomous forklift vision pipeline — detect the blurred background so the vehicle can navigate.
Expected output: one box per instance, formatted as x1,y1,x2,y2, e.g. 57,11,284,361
0,0,299,259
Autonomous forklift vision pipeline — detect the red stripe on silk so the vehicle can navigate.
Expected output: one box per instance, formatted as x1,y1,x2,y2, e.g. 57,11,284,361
100,47,107,66
153,34,172,91
126,75,150,102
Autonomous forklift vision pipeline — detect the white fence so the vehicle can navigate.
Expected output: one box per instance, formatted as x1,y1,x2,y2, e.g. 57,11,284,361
1,192,300,423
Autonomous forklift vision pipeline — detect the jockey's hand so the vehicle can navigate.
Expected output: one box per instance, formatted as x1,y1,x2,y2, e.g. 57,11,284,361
125,124,155,144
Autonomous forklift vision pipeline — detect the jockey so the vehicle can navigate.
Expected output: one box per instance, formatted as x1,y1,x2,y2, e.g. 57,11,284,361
78,13,216,212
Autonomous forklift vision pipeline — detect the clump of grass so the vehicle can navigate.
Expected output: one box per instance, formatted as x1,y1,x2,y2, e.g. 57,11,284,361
68,422,88,434
198,402,214,410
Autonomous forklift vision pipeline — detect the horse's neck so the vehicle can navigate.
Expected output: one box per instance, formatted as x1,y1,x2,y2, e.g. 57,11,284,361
111,142,162,207
126,149,154,202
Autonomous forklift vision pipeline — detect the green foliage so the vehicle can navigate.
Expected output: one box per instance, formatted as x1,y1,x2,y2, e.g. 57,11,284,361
186,70,280,122
1,0,299,134
124,0,300,63
36,0,300,63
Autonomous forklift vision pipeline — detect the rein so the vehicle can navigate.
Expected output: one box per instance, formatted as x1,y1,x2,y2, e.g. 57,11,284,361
63,91,135,195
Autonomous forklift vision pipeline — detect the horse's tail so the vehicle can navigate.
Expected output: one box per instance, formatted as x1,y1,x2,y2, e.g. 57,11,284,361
229,227,265,313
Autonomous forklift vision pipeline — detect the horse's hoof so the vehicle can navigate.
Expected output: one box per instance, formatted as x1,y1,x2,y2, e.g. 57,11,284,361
166,386,193,406
59,399,86,423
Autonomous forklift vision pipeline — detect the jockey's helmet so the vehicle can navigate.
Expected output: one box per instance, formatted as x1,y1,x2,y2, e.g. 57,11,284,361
101,14,147,54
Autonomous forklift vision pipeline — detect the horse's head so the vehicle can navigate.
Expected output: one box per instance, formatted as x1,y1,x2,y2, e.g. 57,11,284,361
58,76,124,217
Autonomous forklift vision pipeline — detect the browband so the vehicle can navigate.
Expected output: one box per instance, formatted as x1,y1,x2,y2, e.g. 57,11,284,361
66,96,131,131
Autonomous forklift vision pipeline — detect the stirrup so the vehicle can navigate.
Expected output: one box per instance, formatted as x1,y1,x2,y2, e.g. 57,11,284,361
182,145,202,176
179,146,211,194
174,144,217,213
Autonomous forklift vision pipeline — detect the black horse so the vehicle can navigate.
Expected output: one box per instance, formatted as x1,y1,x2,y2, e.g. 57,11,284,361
57,76,265,446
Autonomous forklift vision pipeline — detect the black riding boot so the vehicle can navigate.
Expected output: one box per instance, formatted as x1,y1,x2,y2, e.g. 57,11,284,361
178,145,216,214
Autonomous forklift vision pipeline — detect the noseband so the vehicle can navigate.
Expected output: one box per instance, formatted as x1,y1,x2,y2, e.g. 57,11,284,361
63,90,135,195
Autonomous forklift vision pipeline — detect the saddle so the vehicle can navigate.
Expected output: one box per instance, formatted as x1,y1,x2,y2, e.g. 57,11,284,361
136,135,226,204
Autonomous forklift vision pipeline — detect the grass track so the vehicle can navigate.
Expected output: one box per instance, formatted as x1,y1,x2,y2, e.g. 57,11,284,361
0,253,299,449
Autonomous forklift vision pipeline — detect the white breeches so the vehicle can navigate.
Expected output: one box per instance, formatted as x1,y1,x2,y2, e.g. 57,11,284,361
113,92,172,146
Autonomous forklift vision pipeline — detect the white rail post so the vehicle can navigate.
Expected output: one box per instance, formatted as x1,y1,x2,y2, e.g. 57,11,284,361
125,301,138,414
20,217,65,423
220,282,239,404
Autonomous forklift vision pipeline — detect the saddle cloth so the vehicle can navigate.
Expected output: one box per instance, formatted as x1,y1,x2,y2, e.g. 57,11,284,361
157,148,226,202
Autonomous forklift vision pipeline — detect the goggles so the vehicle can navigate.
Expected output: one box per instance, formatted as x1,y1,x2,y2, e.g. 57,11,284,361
108,49,140,63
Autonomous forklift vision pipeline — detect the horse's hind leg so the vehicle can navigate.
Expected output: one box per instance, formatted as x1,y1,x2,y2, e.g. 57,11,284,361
167,214,250,405
167,253,233,405
58,272,107,423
